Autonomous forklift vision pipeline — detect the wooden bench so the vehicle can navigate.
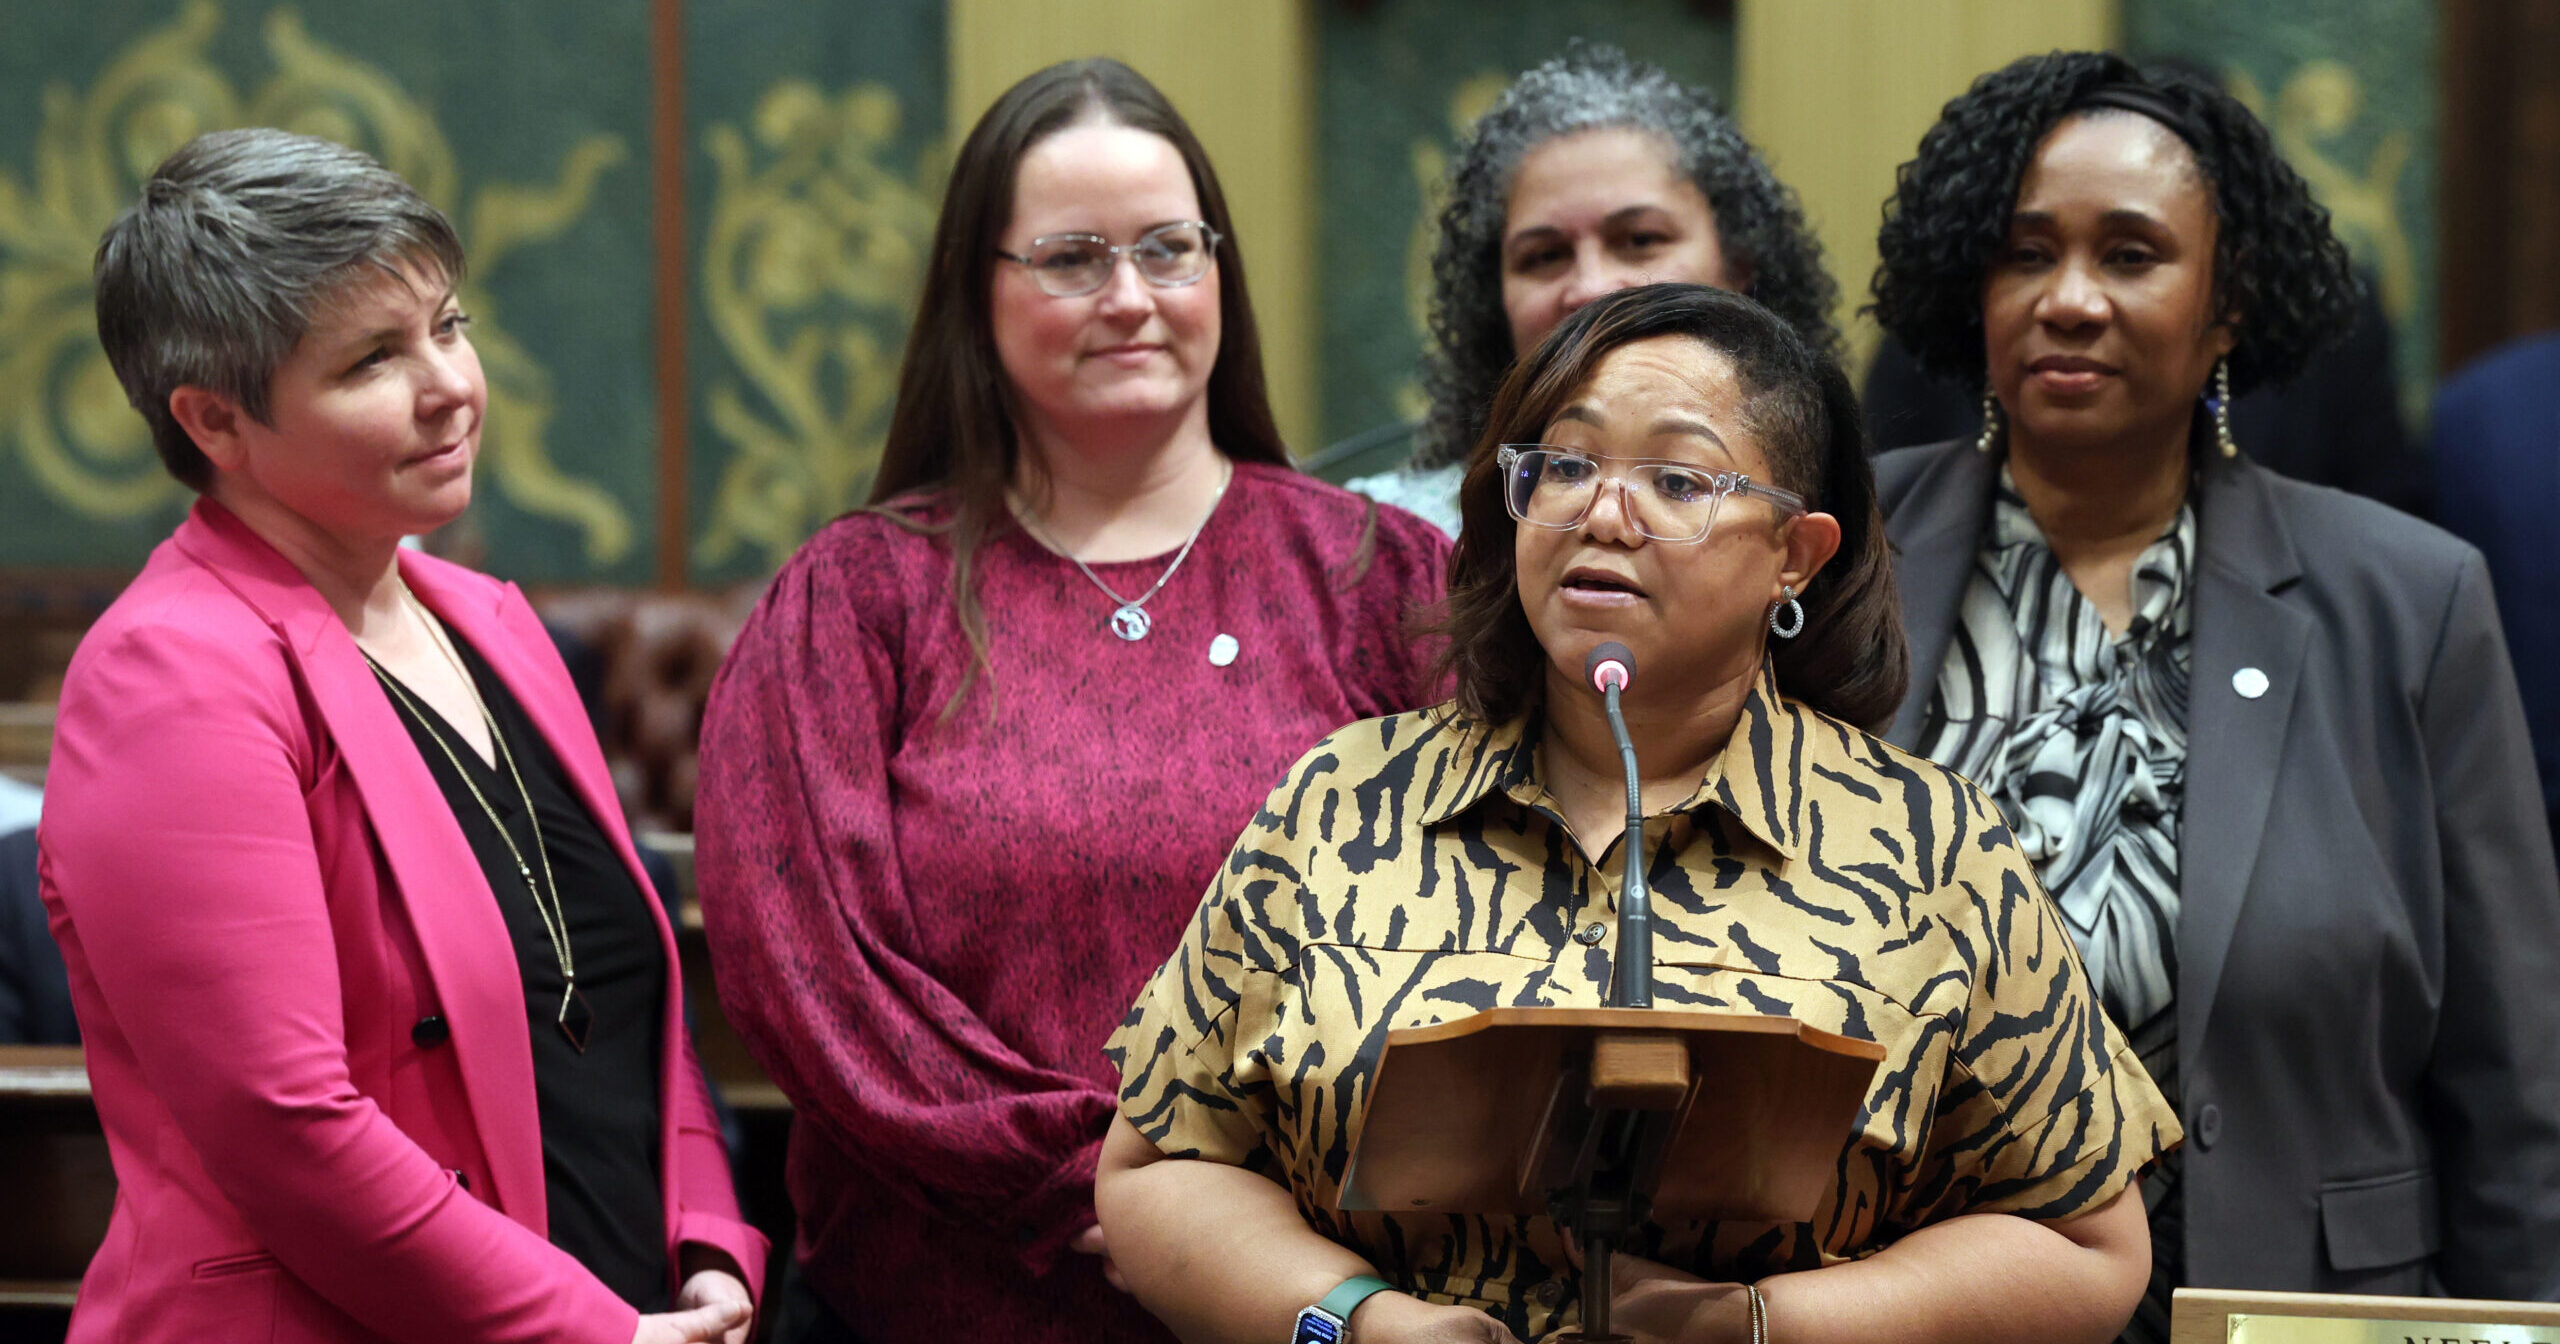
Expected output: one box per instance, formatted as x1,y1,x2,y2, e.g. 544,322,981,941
0,1044,106,1320
0,702,50,790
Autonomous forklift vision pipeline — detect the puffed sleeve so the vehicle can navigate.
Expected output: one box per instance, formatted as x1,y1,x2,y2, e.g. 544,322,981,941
41,618,638,1344
2414,551,2560,1298
694,537,1118,1274
1898,788,2184,1228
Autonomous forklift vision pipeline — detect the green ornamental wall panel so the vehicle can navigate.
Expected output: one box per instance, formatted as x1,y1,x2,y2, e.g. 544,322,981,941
0,0,657,582
2125,0,2438,420
683,0,946,586
1313,0,1734,474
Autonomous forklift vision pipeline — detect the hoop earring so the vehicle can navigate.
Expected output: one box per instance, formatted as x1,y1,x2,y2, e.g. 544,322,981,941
1974,385,2000,454
1769,585,1805,640
2210,358,2237,458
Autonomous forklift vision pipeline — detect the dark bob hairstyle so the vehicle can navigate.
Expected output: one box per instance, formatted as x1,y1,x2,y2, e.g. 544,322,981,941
1871,50,2358,396
868,57,1290,671
1436,282,1905,729
1414,41,1840,473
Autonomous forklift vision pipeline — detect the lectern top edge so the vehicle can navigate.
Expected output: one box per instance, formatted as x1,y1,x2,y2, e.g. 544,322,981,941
1378,1005,1886,1061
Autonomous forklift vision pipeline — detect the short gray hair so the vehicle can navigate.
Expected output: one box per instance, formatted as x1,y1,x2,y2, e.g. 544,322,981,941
92,128,467,491
1417,41,1839,471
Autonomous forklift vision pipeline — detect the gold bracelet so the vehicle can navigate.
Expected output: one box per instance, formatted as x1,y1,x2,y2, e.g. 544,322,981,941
1746,1282,1768,1344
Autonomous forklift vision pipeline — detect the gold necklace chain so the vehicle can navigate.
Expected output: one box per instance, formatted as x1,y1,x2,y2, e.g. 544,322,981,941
366,586,590,1051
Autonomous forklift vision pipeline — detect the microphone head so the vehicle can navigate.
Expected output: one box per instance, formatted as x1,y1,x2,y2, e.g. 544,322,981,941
1584,641,1635,694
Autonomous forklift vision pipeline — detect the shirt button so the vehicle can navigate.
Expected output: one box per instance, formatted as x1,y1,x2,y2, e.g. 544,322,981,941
1575,922,1607,946
1533,1279,1565,1308
2194,1103,2224,1150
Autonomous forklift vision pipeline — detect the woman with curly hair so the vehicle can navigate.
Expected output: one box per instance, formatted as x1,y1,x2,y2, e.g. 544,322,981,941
1870,51,2560,1337
1346,42,1837,535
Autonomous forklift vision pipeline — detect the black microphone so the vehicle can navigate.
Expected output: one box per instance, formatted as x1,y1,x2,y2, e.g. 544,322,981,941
1582,642,1651,1008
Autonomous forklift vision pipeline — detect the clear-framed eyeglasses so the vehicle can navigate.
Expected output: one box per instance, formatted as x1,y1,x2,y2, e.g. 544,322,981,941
1495,445,1808,544
993,221,1223,297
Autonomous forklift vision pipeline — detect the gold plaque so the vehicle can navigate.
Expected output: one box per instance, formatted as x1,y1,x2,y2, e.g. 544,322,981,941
2232,1314,2560,1344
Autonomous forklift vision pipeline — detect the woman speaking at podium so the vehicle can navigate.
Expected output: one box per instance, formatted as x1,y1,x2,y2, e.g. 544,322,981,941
1098,284,2177,1343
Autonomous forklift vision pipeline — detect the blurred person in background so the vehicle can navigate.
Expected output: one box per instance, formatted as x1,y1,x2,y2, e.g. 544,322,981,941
1342,41,1838,534
2429,329,2560,841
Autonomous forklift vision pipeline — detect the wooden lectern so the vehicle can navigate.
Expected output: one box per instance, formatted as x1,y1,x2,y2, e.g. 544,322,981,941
1338,1007,1884,1340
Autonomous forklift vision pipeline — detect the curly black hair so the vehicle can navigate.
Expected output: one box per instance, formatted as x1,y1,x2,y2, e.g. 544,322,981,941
1413,41,1840,471
1870,50,2358,396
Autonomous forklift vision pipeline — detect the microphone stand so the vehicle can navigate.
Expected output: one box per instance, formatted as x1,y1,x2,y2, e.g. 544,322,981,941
1604,677,1651,1012
1548,656,1681,1343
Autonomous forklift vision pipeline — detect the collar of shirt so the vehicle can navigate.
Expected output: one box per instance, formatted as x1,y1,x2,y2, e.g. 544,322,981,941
1987,463,2198,654
1413,659,1807,864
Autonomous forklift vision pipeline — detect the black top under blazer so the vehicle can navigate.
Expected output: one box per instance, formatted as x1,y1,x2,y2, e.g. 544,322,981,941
1876,439,2560,1300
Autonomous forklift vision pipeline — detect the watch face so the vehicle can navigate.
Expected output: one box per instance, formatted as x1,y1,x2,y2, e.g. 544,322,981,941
1291,1309,1346,1344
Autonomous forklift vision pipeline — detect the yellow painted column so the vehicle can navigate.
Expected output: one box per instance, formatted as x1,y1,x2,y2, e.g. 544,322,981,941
1737,0,2117,375
950,0,1319,453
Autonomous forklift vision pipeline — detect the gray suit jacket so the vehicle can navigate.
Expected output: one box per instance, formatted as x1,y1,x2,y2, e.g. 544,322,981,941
1877,440,2560,1299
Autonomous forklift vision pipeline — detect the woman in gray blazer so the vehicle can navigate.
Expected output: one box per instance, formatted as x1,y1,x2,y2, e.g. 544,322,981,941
1868,51,2560,1341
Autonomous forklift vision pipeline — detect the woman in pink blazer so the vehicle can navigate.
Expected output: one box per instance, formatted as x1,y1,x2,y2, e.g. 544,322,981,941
37,129,764,1344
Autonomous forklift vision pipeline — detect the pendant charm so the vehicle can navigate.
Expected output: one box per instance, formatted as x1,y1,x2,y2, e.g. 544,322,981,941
1110,605,1151,641
558,984,593,1053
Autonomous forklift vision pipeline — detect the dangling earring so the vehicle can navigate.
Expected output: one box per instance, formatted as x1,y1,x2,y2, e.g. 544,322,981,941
2210,358,2237,458
1769,585,1805,640
1974,385,2000,454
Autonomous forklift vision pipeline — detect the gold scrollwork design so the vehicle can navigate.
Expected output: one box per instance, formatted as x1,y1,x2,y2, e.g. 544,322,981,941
2228,59,2417,325
693,79,944,573
0,0,635,565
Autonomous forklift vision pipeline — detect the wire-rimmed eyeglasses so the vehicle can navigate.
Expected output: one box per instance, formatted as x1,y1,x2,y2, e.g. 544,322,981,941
1495,445,1808,544
993,221,1223,297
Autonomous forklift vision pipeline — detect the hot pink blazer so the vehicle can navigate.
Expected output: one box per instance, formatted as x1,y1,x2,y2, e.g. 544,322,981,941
37,501,766,1343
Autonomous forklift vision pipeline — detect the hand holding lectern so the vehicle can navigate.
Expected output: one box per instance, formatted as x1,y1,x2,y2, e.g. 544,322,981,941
1337,1007,1884,1226
1332,646,1887,1341
1337,1006,1883,1342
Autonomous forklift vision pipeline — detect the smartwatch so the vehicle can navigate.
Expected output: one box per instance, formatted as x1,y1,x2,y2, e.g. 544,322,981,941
1292,1275,1396,1344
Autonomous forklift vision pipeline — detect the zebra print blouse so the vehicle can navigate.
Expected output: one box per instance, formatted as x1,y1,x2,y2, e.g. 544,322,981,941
1108,663,2179,1339
1912,469,2196,1344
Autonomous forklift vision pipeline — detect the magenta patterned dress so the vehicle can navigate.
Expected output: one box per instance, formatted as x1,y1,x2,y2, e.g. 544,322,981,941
695,461,1450,1343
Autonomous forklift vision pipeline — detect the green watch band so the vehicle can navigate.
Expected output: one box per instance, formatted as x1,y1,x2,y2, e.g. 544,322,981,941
1315,1275,1396,1323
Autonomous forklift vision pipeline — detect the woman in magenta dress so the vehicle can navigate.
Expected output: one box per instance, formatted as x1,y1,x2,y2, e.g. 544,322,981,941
693,58,1451,1343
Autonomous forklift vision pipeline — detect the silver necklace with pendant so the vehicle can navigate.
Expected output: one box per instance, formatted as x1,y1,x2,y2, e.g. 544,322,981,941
1018,463,1229,642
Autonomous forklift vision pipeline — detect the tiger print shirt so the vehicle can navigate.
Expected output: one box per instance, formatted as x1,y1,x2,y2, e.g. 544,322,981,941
1108,664,2180,1339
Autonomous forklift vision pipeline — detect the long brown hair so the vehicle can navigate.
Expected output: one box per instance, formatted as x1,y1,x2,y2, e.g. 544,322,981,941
1436,282,1906,729
868,57,1289,685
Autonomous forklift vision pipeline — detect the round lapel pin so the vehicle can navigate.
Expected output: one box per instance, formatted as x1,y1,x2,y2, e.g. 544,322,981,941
2232,667,2269,699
